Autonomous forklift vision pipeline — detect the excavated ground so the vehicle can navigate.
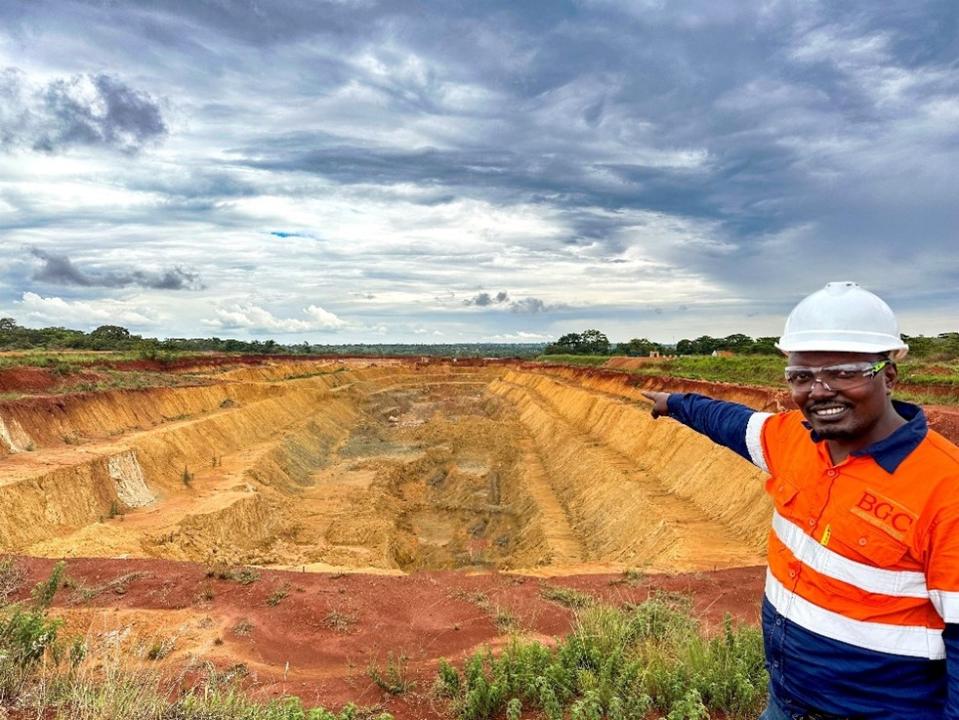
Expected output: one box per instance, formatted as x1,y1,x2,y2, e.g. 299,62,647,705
0,359,774,573
2,357,955,716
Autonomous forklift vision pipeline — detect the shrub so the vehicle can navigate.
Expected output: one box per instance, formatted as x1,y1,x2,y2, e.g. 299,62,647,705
540,584,595,610
437,594,766,720
367,652,414,695
0,561,65,700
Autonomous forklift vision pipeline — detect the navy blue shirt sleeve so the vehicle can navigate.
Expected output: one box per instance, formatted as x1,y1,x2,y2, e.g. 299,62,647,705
665,392,758,464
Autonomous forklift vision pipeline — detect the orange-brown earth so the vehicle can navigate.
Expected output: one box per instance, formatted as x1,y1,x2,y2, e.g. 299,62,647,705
0,355,956,717
7,556,765,718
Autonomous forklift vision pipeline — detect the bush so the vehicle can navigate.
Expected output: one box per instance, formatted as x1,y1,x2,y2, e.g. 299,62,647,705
437,594,766,720
0,561,65,700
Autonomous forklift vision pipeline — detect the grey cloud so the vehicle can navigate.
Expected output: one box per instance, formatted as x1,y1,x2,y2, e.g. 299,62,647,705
509,298,551,314
30,249,202,290
464,291,509,307
1,68,166,154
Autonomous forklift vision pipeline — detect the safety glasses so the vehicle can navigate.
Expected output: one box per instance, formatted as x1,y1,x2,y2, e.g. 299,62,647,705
784,359,889,392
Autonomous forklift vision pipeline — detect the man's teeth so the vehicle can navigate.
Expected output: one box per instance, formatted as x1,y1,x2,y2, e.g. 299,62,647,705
815,407,845,416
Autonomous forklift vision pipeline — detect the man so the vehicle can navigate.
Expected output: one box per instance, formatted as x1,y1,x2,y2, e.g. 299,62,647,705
643,281,959,719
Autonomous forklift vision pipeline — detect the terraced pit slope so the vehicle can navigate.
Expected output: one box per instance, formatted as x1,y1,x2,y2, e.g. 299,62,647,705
0,358,769,573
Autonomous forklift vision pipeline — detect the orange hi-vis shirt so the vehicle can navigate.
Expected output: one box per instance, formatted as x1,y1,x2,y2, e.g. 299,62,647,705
757,409,959,658
666,394,959,718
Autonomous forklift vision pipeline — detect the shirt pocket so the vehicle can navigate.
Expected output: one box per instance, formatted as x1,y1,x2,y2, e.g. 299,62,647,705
766,476,800,512
834,515,910,568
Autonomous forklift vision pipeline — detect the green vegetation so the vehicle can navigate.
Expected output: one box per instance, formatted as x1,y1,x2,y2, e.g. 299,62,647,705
437,593,766,720
0,563,393,718
539,350,959,405
540,584,596,610
367,652,414,695
631,356,788,386
540,354,611,367
267,583,291,607
205,564,260,585
542,328,959,361
324,609,357,633
0,317,545,359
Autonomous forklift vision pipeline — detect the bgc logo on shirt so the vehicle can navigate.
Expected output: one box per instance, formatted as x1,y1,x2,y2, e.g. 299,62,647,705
851,490,917,541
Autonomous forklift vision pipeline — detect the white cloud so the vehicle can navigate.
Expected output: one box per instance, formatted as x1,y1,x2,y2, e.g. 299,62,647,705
204,303,345,334
483,331,550,341
14,291,157,327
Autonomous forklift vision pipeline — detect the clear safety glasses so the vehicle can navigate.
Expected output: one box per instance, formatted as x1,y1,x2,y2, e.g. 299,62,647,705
783,359,889,392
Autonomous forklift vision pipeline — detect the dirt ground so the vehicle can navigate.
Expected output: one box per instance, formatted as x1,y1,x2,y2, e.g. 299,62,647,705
9,556,766,718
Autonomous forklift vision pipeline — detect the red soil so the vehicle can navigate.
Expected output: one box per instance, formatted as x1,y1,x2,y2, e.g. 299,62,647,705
0,367,58,393
10,557,765,718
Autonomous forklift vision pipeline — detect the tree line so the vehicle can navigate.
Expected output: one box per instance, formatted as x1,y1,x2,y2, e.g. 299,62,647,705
0,318,546,358
545,328,959,359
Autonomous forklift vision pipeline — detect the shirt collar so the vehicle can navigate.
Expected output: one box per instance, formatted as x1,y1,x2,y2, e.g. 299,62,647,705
801,400,927,474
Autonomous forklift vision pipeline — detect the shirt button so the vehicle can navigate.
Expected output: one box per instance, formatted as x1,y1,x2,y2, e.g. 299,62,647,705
827,469,837,478
807,518,816,527
775,618,783,626
789,570,797,578
859,537,867,546
777,484,785,492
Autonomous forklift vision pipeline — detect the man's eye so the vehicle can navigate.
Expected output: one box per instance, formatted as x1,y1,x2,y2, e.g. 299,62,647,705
788,372,814,383
827,369,857,380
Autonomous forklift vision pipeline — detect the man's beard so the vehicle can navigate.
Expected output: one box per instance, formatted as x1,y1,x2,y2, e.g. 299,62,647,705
810,423,861,441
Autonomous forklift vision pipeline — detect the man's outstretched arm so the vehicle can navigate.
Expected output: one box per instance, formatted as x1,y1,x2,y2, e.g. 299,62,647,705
642,391,771,471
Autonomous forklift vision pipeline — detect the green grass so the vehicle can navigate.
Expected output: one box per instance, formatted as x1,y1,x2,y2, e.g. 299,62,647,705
437,592,767,720
536,354,959,406
0,350,168,371
629,356,787,386
540,584,596,610
538,354,611,367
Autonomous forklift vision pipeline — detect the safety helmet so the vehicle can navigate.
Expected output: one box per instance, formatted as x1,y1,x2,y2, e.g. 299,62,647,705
776,281,909,360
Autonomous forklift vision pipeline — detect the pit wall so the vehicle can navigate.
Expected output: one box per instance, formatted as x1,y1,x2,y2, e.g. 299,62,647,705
0,367,405,550
494,370,771,549
0,364,505,553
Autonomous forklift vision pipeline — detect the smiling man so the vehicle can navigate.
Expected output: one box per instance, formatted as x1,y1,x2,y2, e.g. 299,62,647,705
644,282,959,719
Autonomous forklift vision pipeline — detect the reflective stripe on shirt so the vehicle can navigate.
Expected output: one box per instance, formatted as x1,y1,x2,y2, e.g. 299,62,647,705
765,569,945,659
771,510,928,598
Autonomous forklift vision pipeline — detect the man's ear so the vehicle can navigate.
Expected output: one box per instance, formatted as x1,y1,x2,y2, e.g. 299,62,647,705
884,362,898,395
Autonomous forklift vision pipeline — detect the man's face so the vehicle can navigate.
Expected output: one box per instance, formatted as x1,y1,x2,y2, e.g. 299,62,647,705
787,351,896,441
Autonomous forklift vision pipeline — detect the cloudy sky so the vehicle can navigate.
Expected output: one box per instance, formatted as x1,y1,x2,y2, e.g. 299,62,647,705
0,1,956,344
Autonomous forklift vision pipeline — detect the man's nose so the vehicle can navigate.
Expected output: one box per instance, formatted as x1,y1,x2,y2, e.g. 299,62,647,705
808,377,836,399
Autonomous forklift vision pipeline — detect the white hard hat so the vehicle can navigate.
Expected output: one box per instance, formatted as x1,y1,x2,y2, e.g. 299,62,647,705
777,281,909,360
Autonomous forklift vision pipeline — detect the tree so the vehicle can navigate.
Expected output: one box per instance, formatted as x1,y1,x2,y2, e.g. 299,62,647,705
90,325,131,340
579,329,611,355
546,332,584,354
0,317,17,332
616,337,663,356
719,333,753,351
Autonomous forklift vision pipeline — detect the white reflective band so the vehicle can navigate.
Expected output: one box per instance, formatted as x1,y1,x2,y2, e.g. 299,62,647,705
745,412,771,473
772,511,928,598
929,590,959,622
765,570,945,659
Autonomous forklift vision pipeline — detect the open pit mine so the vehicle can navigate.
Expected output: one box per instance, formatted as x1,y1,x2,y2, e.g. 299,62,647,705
0,359,773,573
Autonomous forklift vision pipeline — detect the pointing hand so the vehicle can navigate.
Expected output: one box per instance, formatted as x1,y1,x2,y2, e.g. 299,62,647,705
641,391,670,419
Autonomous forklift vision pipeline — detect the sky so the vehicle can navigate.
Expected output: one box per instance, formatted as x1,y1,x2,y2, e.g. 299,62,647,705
0,0,956,344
